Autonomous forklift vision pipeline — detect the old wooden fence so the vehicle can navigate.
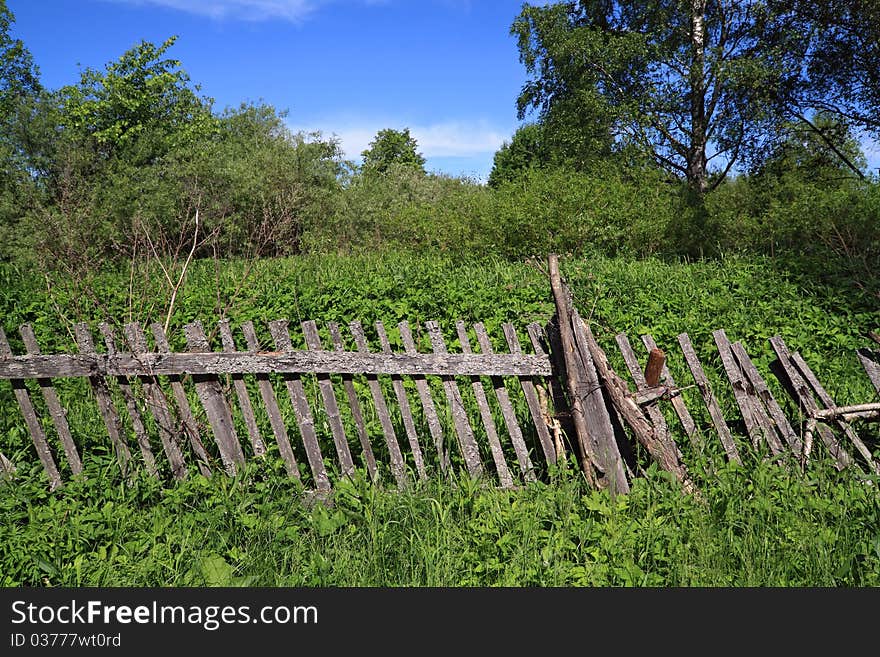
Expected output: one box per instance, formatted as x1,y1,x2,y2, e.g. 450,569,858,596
0,255,878,495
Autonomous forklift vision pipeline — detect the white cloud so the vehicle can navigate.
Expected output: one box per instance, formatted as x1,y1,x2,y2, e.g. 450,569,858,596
102,0,318,22
291,118,509,161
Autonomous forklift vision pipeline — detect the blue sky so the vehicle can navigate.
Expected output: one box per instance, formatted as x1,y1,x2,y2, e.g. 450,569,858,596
8,1,880,179
8,0,532,182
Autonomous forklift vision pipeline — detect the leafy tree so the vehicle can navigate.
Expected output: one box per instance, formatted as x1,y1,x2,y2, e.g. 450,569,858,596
512,1,810,193
361,128,426,174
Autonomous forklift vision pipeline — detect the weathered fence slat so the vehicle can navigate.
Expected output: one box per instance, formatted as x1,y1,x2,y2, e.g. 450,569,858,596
427,321,484,479
480,323,535,481
350,321,408,488
219,320,266,459
0,450,14,475
125,323,188,480
151,323,212,477
730,341,800,457
269,320,330,490
768,337,851,470
0,327,62,489
641,334,699,444
456,322,514,488
536,320,579,464
527,323,569,465
503,323,557,470
74,323,132,475
328,322,377,480
185,321,245,477
303,320,355,478
19,324,83,476
712,329,777,453
376,322,426,480
99,323,159,478
241,321,299,479
857,348,880,395
677,333,741,464
790,350,879,474
398,321,449,475
616,332,672,450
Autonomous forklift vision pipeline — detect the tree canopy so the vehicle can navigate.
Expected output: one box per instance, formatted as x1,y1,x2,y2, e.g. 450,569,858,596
361,128,426,175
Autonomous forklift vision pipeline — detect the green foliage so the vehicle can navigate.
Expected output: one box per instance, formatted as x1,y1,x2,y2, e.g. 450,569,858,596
360,127,426,175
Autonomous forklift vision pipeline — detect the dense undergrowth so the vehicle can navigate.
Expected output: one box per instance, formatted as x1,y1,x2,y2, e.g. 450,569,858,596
0,252,878,586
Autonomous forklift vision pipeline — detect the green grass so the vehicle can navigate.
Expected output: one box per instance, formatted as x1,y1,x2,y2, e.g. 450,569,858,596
1,251,878,586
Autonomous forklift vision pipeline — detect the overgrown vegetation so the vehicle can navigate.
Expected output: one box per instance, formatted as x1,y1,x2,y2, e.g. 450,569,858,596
1,0,878,587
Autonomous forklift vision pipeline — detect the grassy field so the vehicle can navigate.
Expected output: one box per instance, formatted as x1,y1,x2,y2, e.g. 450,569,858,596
1,251,878,586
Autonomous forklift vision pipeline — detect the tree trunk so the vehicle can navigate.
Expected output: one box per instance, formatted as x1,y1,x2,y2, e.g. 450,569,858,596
688,0,709,193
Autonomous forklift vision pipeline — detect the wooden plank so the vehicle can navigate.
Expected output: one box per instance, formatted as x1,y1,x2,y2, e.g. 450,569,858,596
328,322,377,481
125,322,188,480
616,332,671,449
712,329,779,454
502,323,558,469
349,321,408,488
731,341,802,457
0,450,14,475
644,349,665,388
241,321,299,480
398,321,449,475
268,320,330,490
0,351,553,379
376,321,427,480
19,324,83,476
537,319,582,464
857,348,880,395
302,320,355,477
184,322,246,477
74,323,132,476
150,323,212,477
641,334,699,444
769,337,852,470
790,350,878,474
527,323,568,463
219,320,267,459
99,323,158,478
426,321,484,479
456,321,514,487
477,323,536,481
677,333,741,464
0,327,62,489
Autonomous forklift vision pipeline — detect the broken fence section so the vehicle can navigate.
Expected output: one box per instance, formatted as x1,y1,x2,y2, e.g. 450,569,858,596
0,319,557,491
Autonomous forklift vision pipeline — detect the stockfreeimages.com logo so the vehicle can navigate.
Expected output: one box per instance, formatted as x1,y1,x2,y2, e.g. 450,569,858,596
11,599,317,632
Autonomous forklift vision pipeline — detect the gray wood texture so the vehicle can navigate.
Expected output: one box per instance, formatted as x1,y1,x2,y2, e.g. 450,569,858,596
0,327,62,489
426,321,484,479
456,321,514,487
151,323,212,477
641,334,698,443
769,336,851,470
99,323,158,478
731,341,801,456
350,321,408,488
328,322,377,480
616,332,671,449
125,322,187,480
74,323,132,475
0,351,552,379
527,323,568,464
713,329,777,453
398,321,449,474
185,321,245,477
791,350,878,474
677,333,741,464
219,320,267,459
241,321,299,479
503,323,557,470
302,320,355,477
269,320,330,490
19,324,83,476
857,348,880,395
482,323,535,481
376,321,426,480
